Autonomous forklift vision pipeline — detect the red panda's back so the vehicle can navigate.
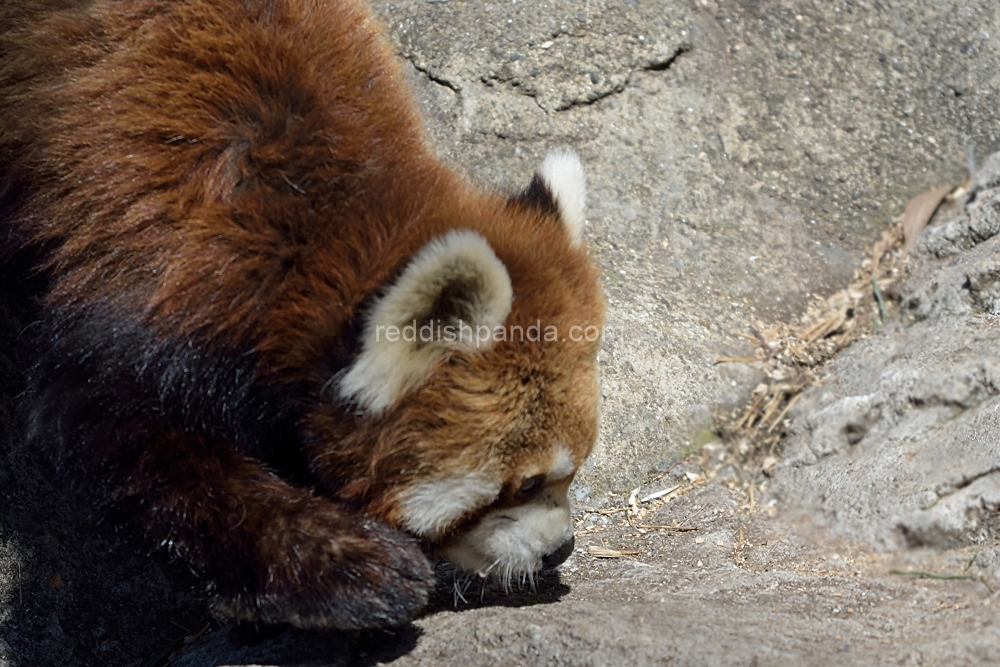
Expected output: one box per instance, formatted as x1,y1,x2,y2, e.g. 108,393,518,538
1,0,436,345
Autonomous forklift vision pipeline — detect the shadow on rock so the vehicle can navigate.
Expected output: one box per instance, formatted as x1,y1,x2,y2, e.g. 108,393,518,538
173,565,570,666
171,623,422,667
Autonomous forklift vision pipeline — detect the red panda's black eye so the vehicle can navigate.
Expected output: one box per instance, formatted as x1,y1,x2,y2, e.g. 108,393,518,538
517,475,544,497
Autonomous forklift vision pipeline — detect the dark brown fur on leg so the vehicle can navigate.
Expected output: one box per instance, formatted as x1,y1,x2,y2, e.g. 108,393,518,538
119,429,433,630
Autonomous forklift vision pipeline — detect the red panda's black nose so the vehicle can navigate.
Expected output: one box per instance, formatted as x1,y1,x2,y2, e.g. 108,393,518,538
542,536,575,569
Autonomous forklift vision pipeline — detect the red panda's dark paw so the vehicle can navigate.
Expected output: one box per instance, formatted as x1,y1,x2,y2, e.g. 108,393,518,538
211,514,434,631
330,518,437,629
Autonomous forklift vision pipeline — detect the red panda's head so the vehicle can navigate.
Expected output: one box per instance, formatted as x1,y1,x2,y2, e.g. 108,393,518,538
306,150,604,583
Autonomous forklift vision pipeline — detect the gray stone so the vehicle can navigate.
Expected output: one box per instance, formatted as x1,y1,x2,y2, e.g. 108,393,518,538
772,152,1000,552
375,0,1000,496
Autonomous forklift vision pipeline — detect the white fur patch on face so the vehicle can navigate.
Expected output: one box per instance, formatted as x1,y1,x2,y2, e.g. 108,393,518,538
338,230,513,414
538,149,587,245
396,474,502,539
442,489,573,581
548,444,576,481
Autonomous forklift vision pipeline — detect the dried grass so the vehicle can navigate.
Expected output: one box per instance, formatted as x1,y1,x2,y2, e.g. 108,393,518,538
576,187,962,553
717,217,912,467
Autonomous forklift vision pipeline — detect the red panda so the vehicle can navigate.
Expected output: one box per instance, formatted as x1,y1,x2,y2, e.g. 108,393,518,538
0,0,605,630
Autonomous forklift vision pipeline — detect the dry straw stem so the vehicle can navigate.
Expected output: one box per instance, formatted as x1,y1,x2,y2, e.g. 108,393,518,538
588,545,642,559
635,524,698,532
574,479,706,545
889,569,994,594
580,477,707,520
579,506,631,516
889,569,978,581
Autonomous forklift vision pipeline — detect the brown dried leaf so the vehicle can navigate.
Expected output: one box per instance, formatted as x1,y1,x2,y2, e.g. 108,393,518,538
902,185,952,254
869,239,890,273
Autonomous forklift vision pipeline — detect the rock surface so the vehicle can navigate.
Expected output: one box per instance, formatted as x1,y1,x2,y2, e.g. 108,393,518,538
378,0,1000,495
771,151,1000,553
5,0,1000,666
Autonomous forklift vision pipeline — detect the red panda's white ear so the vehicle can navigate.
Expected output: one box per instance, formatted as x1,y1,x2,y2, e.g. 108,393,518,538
509,149,587,245
338,230,513,414
538,149,587,244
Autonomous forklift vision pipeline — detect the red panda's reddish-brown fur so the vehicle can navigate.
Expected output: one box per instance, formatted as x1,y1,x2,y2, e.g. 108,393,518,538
1,0,605,630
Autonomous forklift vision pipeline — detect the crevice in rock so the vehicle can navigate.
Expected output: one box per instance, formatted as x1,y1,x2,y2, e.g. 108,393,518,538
935,464,1000,499
642,45,691,73
952,464,1000,492
405,57,461,94
552,45,691,112
554,86,623,112
402,43,690,119
906,369,1000,412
